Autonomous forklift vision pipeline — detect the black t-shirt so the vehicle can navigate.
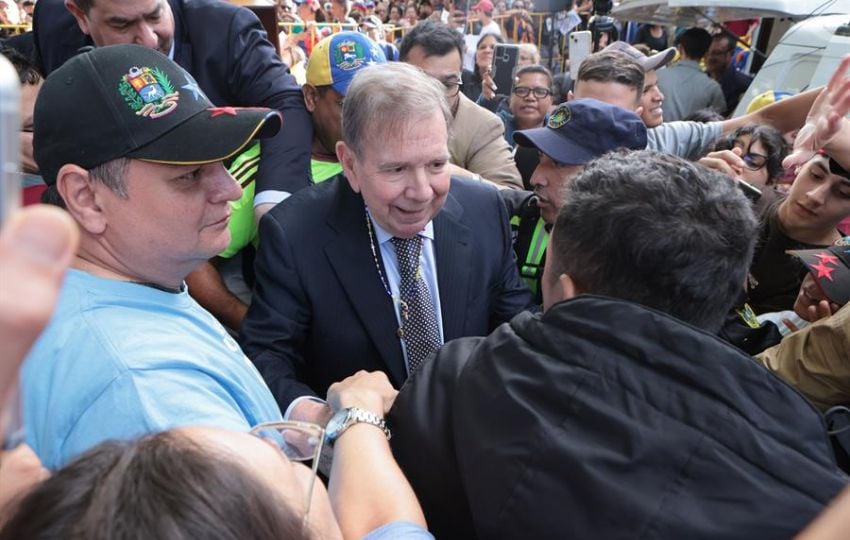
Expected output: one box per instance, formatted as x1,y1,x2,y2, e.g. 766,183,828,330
634,25,668,52
747,198,830,314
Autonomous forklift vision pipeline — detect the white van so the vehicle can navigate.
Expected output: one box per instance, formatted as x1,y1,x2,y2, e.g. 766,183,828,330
733,15,850,116
611,0,850,117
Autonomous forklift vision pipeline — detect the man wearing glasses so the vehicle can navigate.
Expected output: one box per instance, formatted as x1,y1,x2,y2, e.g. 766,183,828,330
399,21,523,190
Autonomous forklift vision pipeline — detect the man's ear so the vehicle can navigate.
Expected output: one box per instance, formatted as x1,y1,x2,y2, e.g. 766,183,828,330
634,104,645,117
64,0,91,36
56,164,107,235
336,141,360,193
558,272,579,301
567,89,575,102
302,84,319,113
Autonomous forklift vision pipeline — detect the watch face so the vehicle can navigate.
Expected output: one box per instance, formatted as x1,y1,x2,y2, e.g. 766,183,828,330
325,408,349,442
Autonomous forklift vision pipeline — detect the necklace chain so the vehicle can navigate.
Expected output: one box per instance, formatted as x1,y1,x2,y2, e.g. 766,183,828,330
365,211,424,330
365,211,394,299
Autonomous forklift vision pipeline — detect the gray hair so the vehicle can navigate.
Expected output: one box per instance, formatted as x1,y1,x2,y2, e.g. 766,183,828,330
89,158,130,198
341,62,451,157
42,157,130,208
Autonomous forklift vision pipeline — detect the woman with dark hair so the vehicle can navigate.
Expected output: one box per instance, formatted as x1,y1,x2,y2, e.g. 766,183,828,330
0,432,311,540
0,373,433,540
701,123,788,190
462,32,504,101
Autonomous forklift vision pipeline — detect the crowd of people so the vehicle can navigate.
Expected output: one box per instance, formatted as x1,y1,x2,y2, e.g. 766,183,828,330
3,0,850,538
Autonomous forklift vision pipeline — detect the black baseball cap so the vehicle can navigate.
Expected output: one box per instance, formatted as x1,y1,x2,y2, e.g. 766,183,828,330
513,99,647,166
788,238,850,307
34,44,282,186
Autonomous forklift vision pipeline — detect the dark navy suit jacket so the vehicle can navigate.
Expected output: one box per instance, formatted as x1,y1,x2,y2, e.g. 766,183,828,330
239,177,536,410
32,0,313,194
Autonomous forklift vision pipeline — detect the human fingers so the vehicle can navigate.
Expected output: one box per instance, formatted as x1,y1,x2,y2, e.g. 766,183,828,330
0,206,78,404
782,318,800,333
698,154,741,178
812,300,834,321
825,54,850,95
328,371,397,414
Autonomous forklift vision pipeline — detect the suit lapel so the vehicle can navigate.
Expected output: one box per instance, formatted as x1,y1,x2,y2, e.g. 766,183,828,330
325,181,408,386
170,0,194,73
434,187,473,341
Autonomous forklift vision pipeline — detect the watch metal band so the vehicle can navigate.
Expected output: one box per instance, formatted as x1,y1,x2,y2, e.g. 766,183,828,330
344,407,392,440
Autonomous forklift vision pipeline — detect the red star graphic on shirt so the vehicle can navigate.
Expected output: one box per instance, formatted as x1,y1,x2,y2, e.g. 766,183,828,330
208,107,238,118
815,252,839,265
811,260,836,281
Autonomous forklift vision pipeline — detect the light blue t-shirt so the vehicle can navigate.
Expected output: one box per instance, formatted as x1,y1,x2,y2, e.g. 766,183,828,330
22,269,283,469
362,521,434,540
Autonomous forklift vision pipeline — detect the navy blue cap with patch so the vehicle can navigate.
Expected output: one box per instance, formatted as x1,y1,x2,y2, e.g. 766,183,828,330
34,44,282,186
513,99,647,166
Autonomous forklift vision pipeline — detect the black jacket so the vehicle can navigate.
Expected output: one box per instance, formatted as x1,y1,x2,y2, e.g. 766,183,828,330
390,296,847,539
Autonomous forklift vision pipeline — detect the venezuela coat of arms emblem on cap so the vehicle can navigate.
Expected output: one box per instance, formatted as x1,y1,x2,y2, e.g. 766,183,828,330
547,105,571,129
118,66,179,119
334,39,366,70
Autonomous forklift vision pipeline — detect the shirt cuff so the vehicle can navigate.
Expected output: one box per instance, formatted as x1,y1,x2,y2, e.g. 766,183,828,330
253,189,292,208
283,395,327,421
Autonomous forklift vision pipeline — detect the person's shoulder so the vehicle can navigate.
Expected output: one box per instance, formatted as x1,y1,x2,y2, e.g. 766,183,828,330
449,175,500,200
266,177,345,226
178,0,240,16
178,0,252,28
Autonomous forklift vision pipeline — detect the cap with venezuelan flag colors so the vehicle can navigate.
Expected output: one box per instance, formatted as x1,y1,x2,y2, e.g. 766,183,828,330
306,31,387,96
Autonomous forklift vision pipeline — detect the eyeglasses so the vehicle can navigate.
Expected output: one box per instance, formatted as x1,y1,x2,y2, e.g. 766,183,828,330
742,152,768,171
512,86,552,99
250,421,325,522
438,75,463,97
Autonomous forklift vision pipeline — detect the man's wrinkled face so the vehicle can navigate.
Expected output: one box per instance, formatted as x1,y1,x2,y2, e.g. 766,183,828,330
66,0,175,56
339,112,451,239
529,153,583,225
639,69,664,128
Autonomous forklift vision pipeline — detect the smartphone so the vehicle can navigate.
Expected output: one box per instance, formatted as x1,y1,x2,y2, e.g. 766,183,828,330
0,53,20,225
569,30,592,82
490,43,520,96
736,178,763,203
0,54,21,449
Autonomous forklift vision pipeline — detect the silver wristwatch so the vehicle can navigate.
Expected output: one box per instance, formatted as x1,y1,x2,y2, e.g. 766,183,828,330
324,406,391,444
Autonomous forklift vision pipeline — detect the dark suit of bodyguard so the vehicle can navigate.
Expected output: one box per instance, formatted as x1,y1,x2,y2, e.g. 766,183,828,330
33,0,313,197
240,63,535,412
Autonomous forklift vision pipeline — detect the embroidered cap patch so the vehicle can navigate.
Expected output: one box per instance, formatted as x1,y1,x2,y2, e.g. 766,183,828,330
547,105,571,129
118,65,179,119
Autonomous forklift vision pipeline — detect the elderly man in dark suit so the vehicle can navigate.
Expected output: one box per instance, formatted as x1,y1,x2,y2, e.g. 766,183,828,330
240,62,535,422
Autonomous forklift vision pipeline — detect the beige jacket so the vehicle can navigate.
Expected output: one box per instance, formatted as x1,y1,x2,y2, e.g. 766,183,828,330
755,303,850,411
448,93,522,190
